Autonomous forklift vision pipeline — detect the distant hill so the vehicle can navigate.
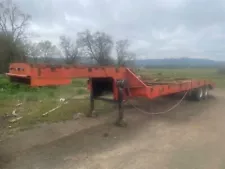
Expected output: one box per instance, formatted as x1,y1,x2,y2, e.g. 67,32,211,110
27,57,224,68
135,57,225,68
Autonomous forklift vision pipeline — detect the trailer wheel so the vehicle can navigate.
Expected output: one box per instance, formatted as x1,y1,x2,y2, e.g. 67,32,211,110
193,87,203,101
186,90,194,100
203,86,209,99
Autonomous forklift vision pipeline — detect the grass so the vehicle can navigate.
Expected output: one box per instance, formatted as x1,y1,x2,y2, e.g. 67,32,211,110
0,67,224,135
0,76,112,134
8,99,112,131
0,76,88,100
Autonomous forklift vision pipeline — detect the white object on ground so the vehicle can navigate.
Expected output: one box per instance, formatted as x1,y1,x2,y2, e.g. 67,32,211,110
16,103,23,107
73,113,84,120
12,109,18,117
59,98,66,102
42,105,62,116
9,116,23,123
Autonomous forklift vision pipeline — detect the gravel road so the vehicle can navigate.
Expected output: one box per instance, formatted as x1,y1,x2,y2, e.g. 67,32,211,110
2,89,225,169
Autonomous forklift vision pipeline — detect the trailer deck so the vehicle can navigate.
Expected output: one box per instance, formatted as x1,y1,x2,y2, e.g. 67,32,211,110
6,63,215,126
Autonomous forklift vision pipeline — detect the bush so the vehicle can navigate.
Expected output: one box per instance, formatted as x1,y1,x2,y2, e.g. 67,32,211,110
0,75,39,94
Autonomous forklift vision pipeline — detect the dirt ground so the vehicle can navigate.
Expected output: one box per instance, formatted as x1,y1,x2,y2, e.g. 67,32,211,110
1,89,225,169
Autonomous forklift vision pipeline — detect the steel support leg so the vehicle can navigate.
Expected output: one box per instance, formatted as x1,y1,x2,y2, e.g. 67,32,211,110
115,87,127,127
87,90,95,117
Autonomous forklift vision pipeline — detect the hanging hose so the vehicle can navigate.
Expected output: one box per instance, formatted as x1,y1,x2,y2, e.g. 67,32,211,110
126,90,189,115
124,76,191,115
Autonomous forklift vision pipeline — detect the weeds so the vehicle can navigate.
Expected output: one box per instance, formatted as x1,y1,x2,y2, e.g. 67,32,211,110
0,76,112,134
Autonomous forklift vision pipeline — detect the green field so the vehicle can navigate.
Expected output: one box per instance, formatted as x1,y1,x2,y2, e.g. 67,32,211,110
0,67,224,136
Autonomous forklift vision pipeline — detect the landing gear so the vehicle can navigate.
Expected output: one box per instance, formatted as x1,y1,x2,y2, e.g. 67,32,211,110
114,87,127,127
87,90,97,117
88,79,127,127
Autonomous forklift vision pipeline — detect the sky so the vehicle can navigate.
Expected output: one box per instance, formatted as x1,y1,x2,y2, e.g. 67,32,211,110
15,0,225,60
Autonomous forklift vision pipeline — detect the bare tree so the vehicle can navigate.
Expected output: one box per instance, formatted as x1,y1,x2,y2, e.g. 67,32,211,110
0,0,31,73
36,40,60,64
116,39,136,66
0,32,27,73
24,42,40,63
0,0,31,42
59,35,79,64
77,30,114,66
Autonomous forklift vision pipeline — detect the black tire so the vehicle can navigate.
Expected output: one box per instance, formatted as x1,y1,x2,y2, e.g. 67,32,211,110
203,86,209,99
186,90,194,100
192,87,203,101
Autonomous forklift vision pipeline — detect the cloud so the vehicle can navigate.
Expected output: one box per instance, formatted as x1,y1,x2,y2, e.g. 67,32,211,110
15,0,225,60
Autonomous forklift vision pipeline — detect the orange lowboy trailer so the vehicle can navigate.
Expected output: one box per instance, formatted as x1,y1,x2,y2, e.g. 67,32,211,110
6,63,215,126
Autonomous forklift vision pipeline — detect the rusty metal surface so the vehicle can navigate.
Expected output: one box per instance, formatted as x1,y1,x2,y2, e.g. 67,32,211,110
138,74,191,86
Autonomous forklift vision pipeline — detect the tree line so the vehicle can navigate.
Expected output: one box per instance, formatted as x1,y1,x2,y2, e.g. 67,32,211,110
0,0,136,73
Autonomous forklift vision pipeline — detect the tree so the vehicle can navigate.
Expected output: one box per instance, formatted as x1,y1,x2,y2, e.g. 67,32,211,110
0,0,31,73
36,40,60,64
24,42,40,63
59,35,79,64
0,0,31,42
0,32,27,73
77,30,114,66
116,39,136,66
